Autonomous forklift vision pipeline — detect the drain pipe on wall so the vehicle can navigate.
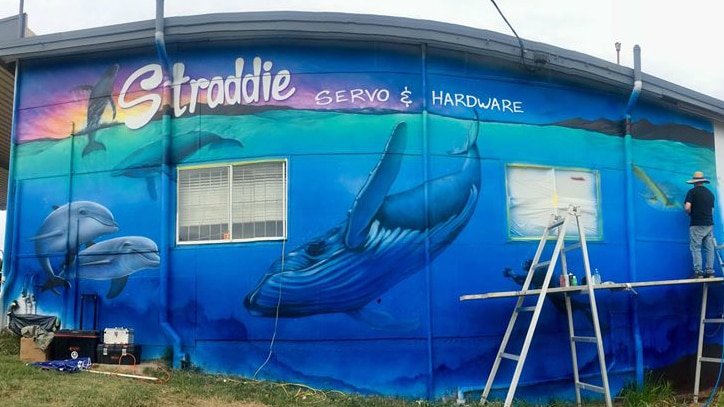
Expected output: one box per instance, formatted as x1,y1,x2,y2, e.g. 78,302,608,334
155,0,183,369
623,44,644,386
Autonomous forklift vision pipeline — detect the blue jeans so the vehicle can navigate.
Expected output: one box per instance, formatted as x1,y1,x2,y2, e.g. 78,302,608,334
690,225,715,274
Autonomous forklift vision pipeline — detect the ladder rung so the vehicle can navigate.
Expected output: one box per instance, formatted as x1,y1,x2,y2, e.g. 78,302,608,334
700,356,724,364
571,335,598,343
548,219,565,229
563,242,582,252
516,306,536,312
716,244,724,250
577,381,605,393
533,260,551,269
500,352,520,361
704,318,724,324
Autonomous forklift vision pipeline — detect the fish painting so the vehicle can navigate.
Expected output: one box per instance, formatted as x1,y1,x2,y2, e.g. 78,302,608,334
504,259,592,322
112,131,244,200
76,64,119,157
70,236,160,299
632,164,681,209
33,201,119,294
245,115,481,328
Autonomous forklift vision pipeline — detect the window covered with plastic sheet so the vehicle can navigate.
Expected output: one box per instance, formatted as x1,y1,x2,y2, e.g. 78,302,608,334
177,160,287,244
506,165,600,239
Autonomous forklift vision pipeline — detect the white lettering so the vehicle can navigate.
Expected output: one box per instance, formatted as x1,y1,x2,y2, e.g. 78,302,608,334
314,88,391,106
315,90,332,106
430,90,524,114
172,63,190,117
119,56,298,129
118,64,163,130
207,77,225,109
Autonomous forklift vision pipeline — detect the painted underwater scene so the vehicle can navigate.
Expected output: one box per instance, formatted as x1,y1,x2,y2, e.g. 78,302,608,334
4,109,718,400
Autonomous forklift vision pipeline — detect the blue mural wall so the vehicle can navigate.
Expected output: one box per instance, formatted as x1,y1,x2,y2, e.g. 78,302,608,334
1,38,719,403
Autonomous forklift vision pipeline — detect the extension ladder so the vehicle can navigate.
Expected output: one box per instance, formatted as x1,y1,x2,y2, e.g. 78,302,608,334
481,204,612,407
693,238,724,404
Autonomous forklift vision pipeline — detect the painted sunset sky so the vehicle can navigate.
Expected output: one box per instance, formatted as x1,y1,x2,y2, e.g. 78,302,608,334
13,45,711,144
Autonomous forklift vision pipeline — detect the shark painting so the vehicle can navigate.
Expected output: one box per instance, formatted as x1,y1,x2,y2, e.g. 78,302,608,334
70,236,161,299
112,131,244,200
33,201,119,294
245,116,481,327
77,64,119,157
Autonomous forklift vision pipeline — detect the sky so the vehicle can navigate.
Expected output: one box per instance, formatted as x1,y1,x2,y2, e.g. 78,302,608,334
0,0,722,102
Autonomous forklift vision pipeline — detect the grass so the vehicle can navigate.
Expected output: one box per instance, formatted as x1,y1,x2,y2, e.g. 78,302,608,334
617,373,677,407
0,332,455,407
0,332,718,406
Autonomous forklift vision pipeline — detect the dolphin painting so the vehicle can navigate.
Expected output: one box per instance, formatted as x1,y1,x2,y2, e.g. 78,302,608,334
244,116,481,327
69,236,160,299
112,131,244,200
33,201,119,294
77,64,119,157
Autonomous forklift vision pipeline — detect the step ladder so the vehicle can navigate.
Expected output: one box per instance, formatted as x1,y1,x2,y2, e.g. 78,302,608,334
481,204,612,407
693,238,724,404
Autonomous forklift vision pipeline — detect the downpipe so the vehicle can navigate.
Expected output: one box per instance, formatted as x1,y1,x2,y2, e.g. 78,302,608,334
623,44,643,385
155,0,183,369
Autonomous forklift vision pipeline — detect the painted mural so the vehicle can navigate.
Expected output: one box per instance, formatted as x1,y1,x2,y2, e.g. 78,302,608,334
1,39,719,403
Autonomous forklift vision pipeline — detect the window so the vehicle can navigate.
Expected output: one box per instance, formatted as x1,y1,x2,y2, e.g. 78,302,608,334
177,160,287,244
506,165,600,239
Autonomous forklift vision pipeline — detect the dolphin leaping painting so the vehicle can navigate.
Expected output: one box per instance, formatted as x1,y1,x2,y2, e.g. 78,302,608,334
76,64,119,157
245,115,481,327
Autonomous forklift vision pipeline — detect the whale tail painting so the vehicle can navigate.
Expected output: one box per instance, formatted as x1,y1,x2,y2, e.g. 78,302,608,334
245,112,482,328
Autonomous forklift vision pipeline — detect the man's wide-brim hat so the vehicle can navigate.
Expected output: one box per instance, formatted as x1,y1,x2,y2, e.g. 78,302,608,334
686,171,710,184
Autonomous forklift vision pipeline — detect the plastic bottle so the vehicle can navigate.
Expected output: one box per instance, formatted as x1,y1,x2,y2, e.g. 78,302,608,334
570,273,578,286
593,268,602,285
560,272,568,287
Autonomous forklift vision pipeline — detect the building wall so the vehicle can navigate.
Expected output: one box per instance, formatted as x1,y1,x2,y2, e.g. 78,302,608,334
1,38,718,401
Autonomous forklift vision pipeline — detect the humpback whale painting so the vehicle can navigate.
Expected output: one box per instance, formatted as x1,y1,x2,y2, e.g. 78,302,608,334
76,64,119,156
245,116,481,325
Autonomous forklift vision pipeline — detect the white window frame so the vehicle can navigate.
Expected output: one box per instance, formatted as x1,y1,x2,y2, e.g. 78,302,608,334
505,164,601,240
176,159,288,245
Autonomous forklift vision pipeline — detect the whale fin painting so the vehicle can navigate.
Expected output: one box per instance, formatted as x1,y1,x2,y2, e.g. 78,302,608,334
79,64,119,157
72,236,161,299
245,113,481,324
112,131,244,200
32,201,119,294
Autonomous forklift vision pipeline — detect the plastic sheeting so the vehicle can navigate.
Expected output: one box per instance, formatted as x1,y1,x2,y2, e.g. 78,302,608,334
29,357,91,372
7,311,59,337
507,166,599,237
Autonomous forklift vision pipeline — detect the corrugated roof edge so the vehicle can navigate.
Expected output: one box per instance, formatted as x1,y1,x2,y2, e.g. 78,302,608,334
0,11,722,120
